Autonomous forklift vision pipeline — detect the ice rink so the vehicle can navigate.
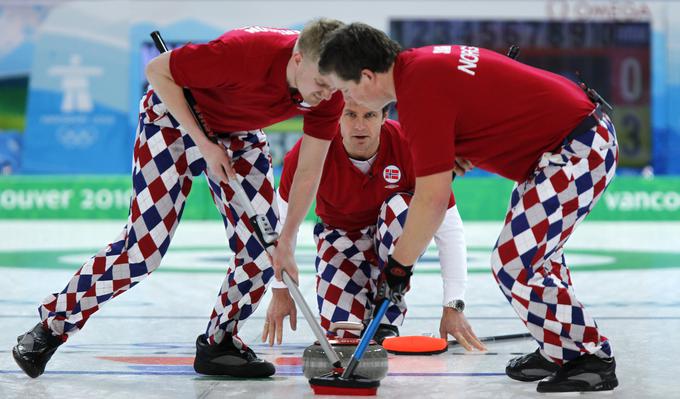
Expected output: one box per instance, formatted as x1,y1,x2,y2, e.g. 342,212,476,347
1,219,679,398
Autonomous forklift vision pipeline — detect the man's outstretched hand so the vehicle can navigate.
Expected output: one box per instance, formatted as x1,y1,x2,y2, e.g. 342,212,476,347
261,288,297,346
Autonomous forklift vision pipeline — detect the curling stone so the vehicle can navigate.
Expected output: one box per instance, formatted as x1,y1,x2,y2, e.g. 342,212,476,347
302,321,388,380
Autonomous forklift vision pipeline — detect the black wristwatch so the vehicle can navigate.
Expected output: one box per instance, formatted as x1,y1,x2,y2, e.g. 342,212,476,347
444,299,465,312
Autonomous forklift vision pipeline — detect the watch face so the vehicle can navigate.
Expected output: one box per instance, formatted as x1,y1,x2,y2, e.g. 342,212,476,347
447,300,465,312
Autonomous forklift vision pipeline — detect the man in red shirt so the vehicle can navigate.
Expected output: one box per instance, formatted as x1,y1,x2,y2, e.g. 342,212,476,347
13,19,344,379
261,100,485,351
317,23,619,393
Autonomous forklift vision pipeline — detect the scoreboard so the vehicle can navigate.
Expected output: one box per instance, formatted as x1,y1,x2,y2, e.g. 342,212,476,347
390,20,651,169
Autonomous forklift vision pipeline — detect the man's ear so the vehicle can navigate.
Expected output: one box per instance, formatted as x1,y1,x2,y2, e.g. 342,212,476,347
360,69,376,83
292,52,303,66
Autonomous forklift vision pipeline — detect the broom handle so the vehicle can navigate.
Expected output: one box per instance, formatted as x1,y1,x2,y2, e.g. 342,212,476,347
228,150,342,369
224,150,342,369
341,298,390,379
228,181,341,368
282,272,342,368
228,167,342,369
448,332,533,346
226,150,342,369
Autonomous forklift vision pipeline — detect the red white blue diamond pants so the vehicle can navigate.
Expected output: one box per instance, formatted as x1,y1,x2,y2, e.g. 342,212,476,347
39,91,277,346
491,113,618,364
314,193,412,338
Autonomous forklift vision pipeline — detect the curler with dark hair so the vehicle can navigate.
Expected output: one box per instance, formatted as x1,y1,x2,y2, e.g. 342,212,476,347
319,23,401,82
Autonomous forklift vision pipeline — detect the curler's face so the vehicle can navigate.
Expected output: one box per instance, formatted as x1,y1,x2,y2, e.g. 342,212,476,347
339,99,385,160
292,53,336,106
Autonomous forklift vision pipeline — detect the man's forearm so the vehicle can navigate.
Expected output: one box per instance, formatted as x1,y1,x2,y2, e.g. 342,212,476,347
278,135,330,243
433,205,468,304
145,52,211,148
269,191,290,289
391,171,453,266
280,167,320,242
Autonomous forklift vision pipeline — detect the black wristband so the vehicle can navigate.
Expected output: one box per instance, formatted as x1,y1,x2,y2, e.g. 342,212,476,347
386,255,413,277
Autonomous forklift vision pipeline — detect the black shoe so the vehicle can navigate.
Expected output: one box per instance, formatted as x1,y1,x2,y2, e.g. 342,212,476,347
193,334,275,378
537,354,618,392
372,324,399,345
12,323,63,378
506,348,560,382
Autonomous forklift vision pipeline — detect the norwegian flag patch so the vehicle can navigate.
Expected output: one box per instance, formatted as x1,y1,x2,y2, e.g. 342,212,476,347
383,165,402,184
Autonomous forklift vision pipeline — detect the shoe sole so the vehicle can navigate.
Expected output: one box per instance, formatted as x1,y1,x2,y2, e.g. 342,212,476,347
12,346,42,378
506,367,556,382
537,377,619,392
193,358,275,378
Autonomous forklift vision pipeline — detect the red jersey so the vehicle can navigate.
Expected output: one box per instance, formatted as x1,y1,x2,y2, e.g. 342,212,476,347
393,45,594,181
279,119,455,231
169,26,343,139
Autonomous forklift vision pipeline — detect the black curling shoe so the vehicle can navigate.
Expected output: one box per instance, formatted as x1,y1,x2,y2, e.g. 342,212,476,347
537,354,618,392
506,348,560,382
193,333,275,378
13,323,63,378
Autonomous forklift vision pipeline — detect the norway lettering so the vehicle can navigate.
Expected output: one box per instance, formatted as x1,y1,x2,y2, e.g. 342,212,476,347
457,46,480,76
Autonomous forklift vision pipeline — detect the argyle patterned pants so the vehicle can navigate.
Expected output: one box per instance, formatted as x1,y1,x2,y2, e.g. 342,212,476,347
315,193,411,338
38,90,277,345
491,113,618,364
